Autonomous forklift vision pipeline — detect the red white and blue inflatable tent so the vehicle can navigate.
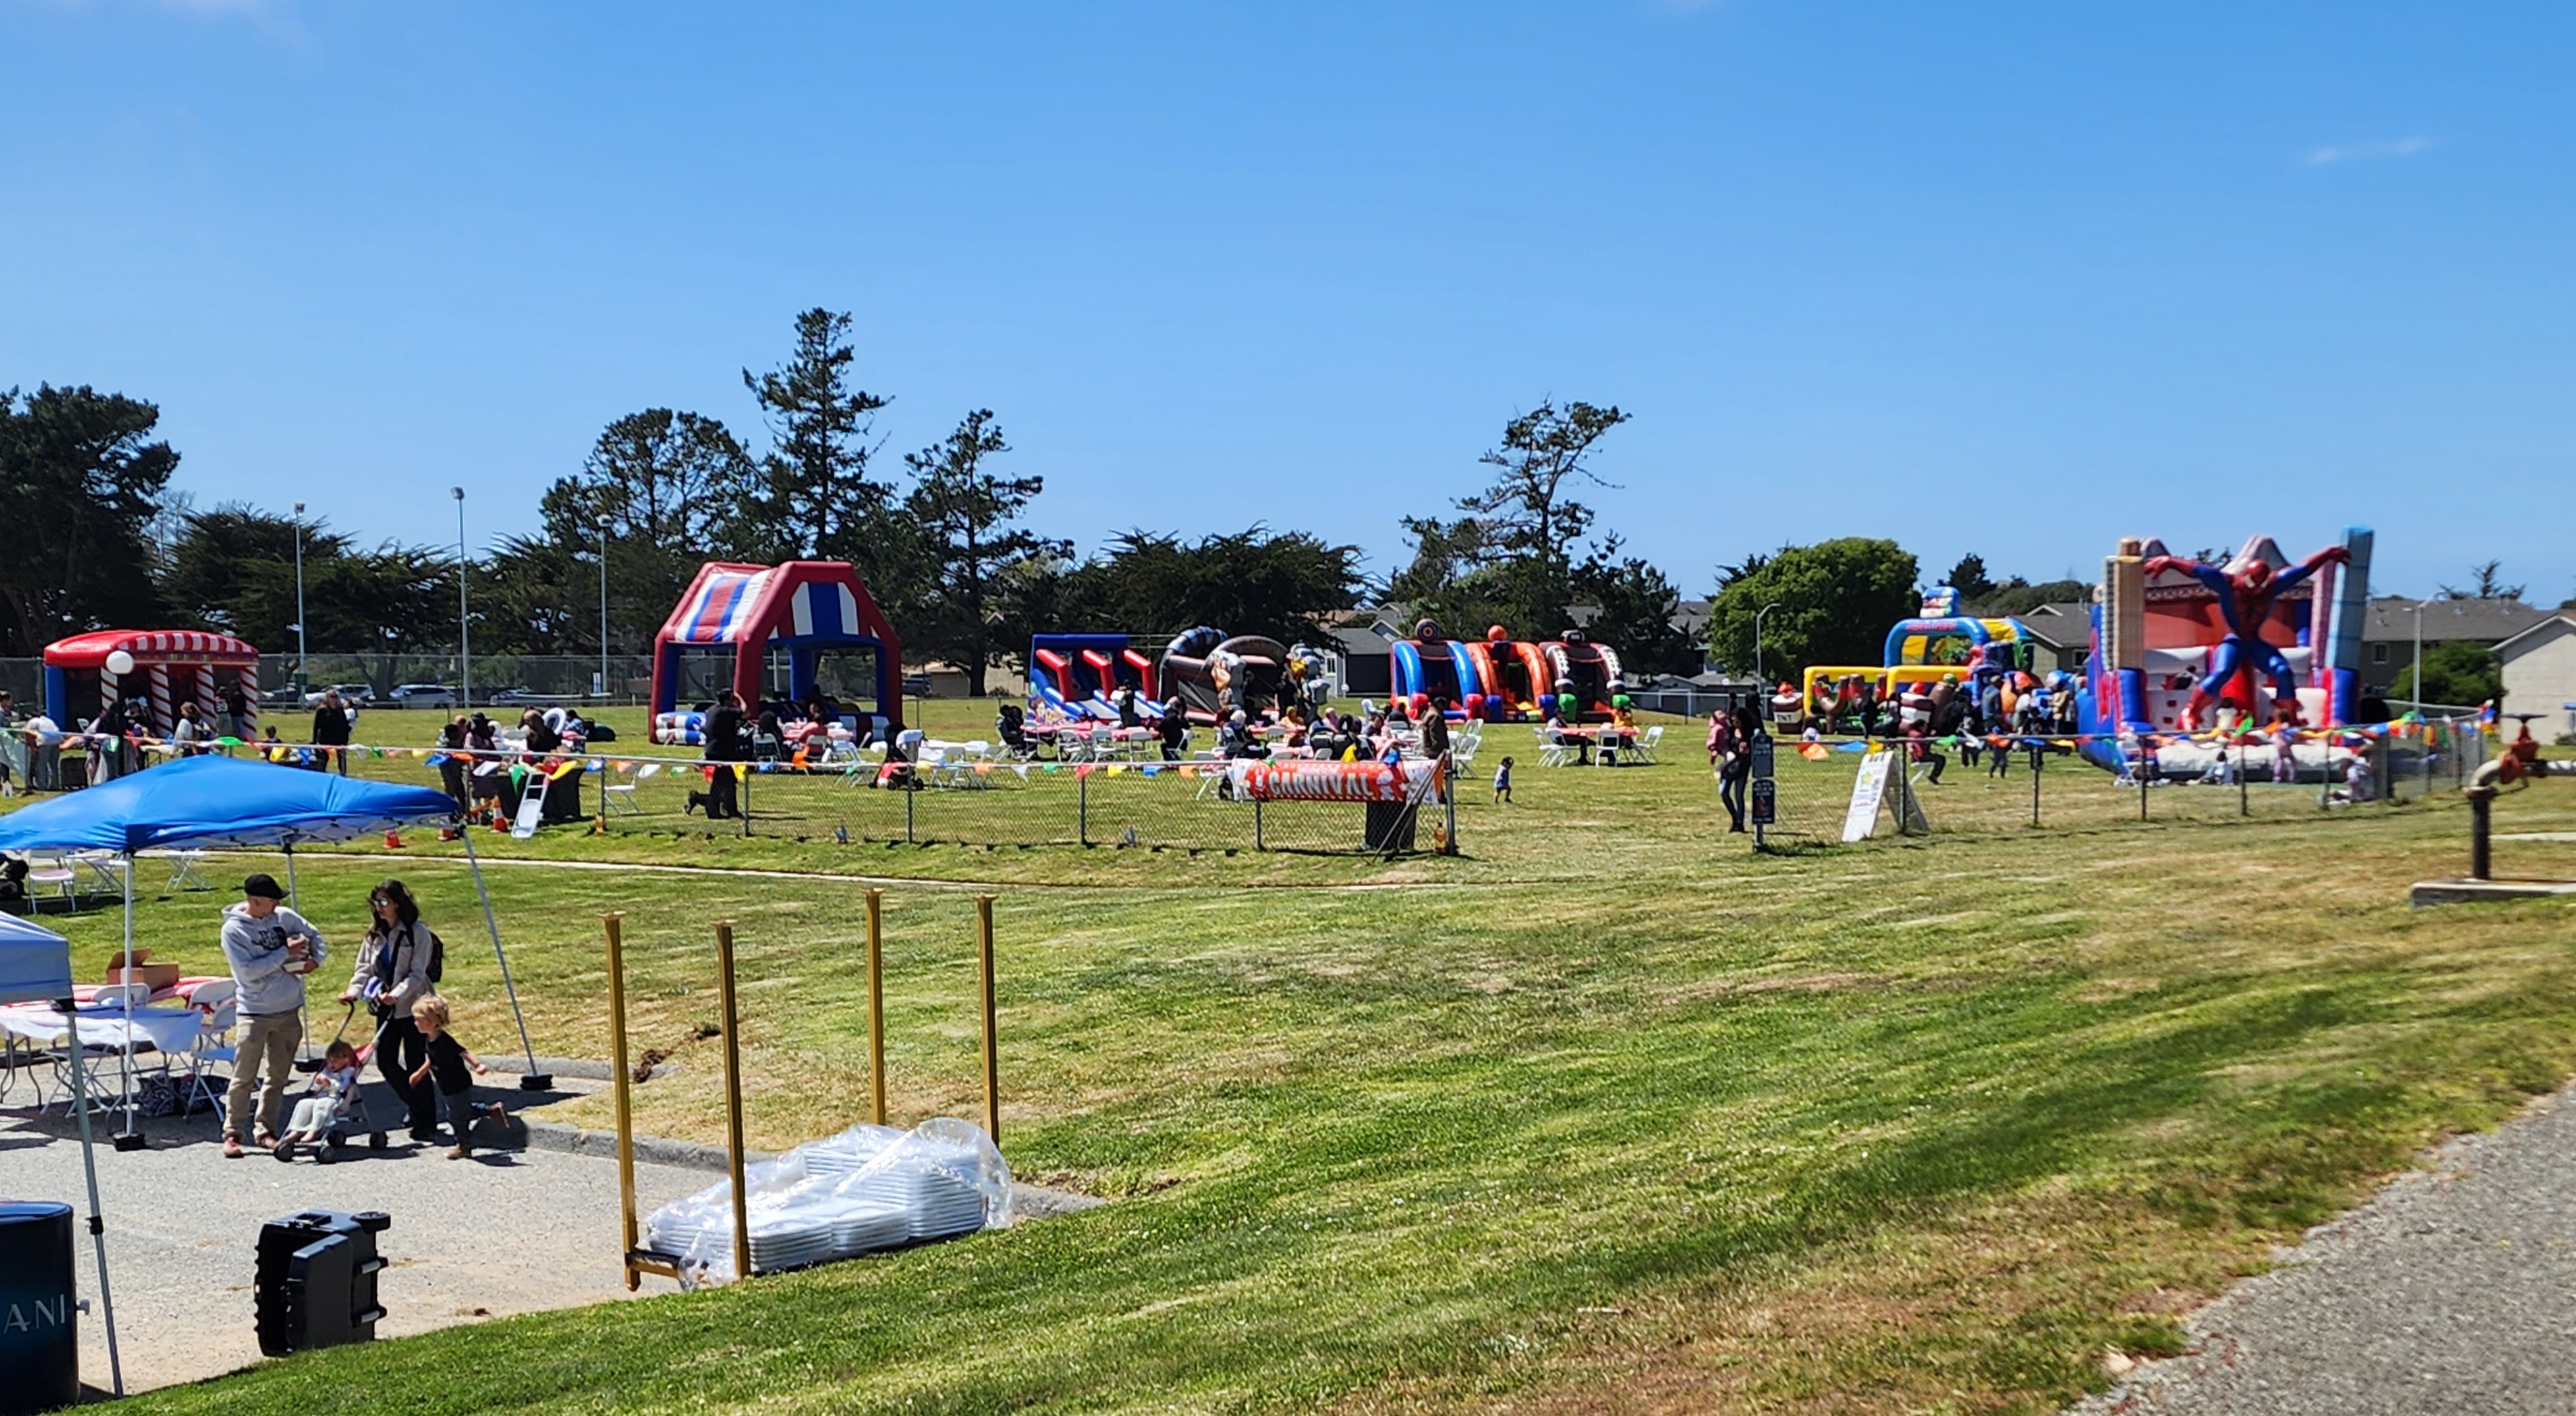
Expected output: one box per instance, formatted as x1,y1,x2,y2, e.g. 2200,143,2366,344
647,561,904,736
44,629,261,735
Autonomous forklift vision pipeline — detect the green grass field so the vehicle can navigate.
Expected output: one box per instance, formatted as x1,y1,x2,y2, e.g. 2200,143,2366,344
22,702,2576,1413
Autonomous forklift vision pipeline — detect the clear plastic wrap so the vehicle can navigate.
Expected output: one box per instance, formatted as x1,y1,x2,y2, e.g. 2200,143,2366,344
640,1119,1011,1285
827,1117,1015,1237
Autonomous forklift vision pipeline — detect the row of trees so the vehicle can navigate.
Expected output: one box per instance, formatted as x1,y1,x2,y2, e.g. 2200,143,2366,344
69,312,2530,691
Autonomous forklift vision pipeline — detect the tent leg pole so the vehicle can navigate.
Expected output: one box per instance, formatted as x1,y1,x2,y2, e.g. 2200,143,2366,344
116,859,146,1147
459,829,549,1090
284,843,312,1070
59,1000,125,1396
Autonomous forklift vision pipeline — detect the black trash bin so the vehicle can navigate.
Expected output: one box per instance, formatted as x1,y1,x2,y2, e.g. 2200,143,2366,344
255,1210,391,1357
0,1201,78,1413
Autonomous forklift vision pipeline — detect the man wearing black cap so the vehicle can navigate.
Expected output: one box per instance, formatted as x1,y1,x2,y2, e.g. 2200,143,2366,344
219,872,327,1158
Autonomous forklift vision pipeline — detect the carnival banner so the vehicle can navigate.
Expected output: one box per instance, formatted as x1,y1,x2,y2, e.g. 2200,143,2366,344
1226,758,1442,803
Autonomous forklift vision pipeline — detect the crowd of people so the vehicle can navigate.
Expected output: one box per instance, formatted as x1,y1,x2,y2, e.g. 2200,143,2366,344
1019,687,1472,769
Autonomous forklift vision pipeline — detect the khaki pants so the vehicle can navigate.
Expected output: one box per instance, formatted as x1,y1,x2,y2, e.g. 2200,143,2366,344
226,1011,303,1141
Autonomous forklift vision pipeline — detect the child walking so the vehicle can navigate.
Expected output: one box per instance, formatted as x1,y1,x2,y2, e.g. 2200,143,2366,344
406,994,502,1159
274,1039,362,1161
1492,756,1514,805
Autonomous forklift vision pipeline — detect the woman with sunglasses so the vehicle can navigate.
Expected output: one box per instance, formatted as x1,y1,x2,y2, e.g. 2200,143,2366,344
339,879,445,1142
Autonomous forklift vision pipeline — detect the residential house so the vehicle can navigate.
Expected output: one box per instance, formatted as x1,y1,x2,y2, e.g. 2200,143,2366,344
2358,596,2558,696
2011,602,2094,674
2495,615,2576,743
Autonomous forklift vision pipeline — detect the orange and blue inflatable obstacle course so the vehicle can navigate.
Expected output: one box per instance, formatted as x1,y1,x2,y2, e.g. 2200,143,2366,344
45,630,261,738
1029,635,1160,721
1388,619,1483,718
1393,619,1625,723
1457,625,1554,722
648,561,903,745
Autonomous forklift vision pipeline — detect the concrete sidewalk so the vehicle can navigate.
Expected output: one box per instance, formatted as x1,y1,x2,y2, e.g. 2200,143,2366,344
1,1069,1090,1395
1,1076,717,1394
2079,1084,2576,1415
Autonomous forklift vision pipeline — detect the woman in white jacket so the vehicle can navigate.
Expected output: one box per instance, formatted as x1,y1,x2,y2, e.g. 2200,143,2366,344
341,880,442,1141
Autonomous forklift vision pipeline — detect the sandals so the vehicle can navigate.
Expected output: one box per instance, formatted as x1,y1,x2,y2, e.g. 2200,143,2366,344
223,1136,245,1159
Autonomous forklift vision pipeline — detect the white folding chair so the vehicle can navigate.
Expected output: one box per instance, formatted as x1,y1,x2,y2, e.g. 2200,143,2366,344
161,848,213,893
1534,727,1569,768
183,998,240,1121
24,856,78,907
72,850,128,895
603,782,641,815
1632,725,1663,765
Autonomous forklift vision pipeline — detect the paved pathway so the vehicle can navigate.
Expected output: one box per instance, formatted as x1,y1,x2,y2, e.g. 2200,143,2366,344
1,1069,1088,1396
1,1076,718,1394
2079,1084,2576,1414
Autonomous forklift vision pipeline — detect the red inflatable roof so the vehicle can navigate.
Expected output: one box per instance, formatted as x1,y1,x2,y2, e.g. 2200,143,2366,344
45,630,262,669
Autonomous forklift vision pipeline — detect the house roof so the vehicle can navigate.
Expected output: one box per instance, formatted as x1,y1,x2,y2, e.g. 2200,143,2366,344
2013,602,2093,650
2493,613,2576,660
1327,623,1393,658
2359,596,2555,644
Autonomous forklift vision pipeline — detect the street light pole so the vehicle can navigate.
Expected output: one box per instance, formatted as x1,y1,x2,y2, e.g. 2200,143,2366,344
1754,601,1783,686
453,488,470,711
2411,599,2424,711
292,501,308,694
598,513,611,702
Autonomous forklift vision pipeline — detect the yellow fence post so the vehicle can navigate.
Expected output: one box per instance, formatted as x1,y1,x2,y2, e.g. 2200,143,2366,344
714,920,751,1282
977,895,999,1143
867,888,887,1127
605,912,638,1290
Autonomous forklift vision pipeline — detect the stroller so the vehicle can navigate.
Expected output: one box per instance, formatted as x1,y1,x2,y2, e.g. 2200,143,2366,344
277,1002,392,1162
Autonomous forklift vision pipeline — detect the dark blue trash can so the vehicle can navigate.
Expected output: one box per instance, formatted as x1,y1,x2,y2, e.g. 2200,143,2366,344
0,1201,78,1413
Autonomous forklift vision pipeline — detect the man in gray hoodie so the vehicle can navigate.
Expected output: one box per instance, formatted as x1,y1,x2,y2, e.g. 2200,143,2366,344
220,873,327,1157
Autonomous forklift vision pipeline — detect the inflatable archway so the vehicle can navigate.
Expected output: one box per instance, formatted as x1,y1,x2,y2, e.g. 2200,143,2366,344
648,561,903,743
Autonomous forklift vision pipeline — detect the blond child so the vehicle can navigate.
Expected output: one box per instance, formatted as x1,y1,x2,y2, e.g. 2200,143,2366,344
406,994,502,1158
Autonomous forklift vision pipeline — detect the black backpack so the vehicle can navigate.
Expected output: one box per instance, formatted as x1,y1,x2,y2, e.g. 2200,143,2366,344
373,924,445,1007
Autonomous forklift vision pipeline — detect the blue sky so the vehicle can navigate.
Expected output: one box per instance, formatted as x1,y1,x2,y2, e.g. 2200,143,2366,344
5,1,2572,604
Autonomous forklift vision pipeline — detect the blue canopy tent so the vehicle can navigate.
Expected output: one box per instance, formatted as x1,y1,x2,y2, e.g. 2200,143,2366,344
0,911,123,1395
0,756,547,1146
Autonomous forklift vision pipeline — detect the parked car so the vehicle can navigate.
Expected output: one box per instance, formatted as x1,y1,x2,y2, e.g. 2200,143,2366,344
486,687,542,705
302,683,376,707
388,683,461,709
263,685,306,707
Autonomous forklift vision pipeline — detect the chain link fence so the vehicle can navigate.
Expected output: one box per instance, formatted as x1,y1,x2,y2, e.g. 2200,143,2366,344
1722,714,2492,845
387,750,1454,858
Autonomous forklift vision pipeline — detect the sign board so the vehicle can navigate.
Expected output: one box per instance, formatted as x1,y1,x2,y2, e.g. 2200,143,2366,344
1749,733,1774,780
1229,758,1442,804
1750,776,1777,826
1841,750,1892,842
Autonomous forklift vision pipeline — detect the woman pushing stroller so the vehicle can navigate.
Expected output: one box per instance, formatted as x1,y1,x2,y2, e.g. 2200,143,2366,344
339,880,445,1143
